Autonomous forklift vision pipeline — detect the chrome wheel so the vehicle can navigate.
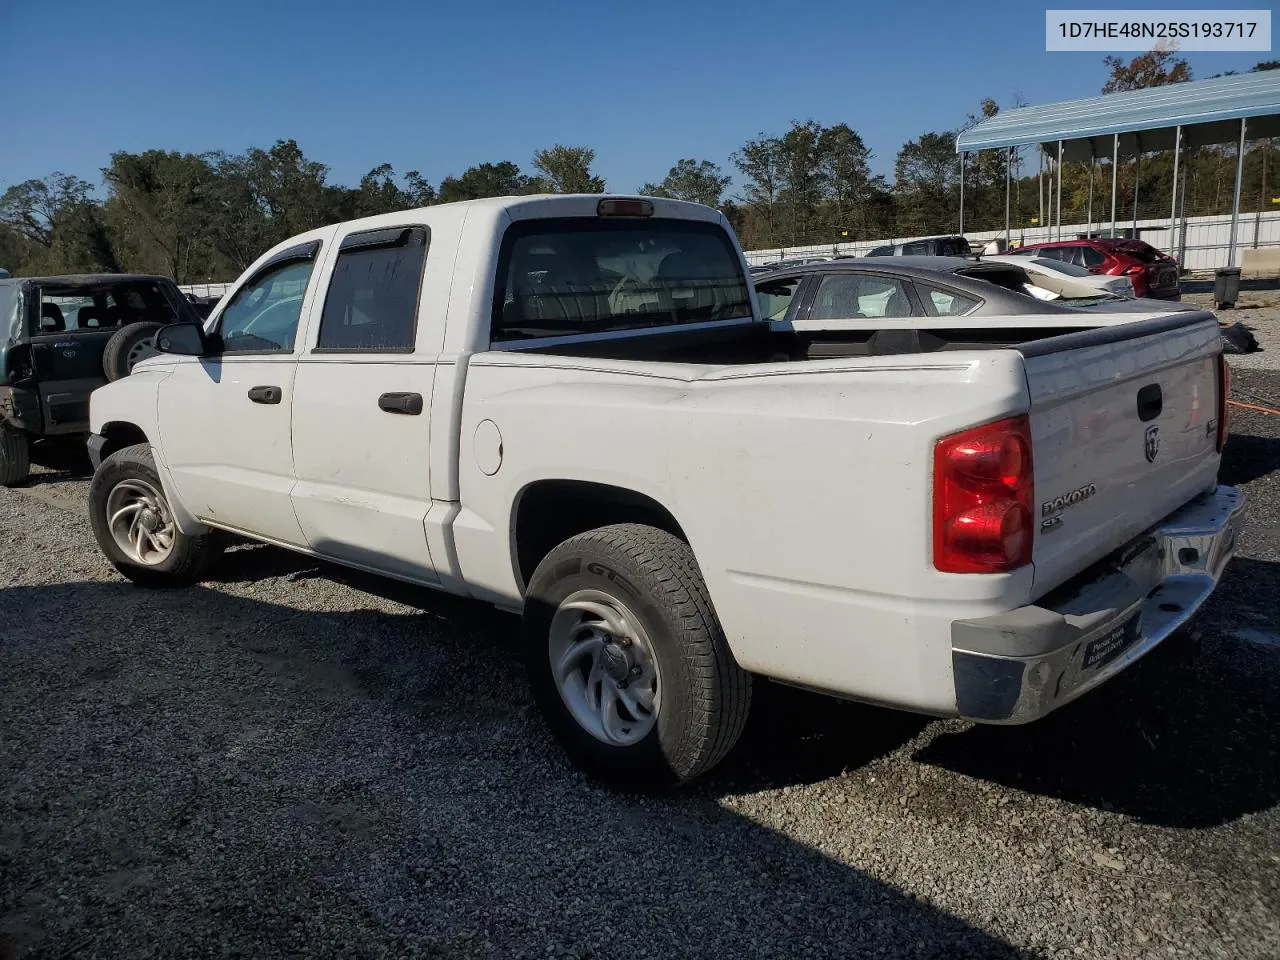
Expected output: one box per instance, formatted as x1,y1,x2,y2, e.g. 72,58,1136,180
548,589,662,746
105,478,175,565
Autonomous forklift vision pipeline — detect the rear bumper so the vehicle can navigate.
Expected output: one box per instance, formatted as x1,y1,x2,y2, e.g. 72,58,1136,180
952,484,1244,723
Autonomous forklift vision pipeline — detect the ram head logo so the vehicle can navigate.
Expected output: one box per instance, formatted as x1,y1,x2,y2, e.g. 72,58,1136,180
1144,425,1160,463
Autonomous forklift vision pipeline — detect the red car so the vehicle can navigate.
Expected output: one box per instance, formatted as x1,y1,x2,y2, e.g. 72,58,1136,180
1009,238,1180,300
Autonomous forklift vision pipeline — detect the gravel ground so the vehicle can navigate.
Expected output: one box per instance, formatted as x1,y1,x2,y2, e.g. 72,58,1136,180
1186,289,1280,372
1,375,1278,960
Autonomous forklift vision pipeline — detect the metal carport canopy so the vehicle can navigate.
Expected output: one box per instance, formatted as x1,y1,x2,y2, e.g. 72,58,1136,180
955,71,1280,161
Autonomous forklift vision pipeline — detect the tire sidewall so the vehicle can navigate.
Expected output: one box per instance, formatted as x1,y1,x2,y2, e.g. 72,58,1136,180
103,322,164,381
523,541,699,787
89,448,193,582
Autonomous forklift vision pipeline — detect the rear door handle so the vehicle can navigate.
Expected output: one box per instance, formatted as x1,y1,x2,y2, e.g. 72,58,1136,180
247,385,282,405
378,392,423,415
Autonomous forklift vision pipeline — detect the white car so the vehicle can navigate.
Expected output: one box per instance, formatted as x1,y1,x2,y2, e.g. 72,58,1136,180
980,253,1136,299
85,195,1243,787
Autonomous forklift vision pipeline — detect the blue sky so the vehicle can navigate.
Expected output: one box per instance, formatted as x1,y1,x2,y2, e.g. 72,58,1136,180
0,0,1269,197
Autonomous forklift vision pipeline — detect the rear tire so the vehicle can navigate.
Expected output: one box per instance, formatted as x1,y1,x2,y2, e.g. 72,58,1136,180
88,443,223,586
0,425,30,487
102,321,164,381
523,523,751,788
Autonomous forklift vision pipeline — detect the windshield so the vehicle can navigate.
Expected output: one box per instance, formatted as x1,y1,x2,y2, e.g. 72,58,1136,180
492,219,751,343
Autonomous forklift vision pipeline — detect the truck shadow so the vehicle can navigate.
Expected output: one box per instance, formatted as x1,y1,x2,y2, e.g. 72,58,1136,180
0,576,1025,959
914,555,1280,829
207,541,1280,828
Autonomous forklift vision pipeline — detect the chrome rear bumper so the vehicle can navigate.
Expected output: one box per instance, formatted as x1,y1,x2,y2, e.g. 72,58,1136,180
952,484,1244,724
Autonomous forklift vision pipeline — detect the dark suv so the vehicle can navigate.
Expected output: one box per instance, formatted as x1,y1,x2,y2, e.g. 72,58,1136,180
863,236,973,258
0,273,199,485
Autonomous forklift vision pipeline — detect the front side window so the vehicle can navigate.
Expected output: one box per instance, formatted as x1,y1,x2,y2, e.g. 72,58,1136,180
492,219,751,343
811,274,914,320
755,277,801,321
316,227,428,352
218,258,315,353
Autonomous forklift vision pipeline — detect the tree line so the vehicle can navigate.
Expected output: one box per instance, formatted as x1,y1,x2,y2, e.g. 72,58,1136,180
2,53,1277,281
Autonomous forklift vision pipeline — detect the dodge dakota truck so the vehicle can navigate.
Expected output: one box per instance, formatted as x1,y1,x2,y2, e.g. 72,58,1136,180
84,195,1244,786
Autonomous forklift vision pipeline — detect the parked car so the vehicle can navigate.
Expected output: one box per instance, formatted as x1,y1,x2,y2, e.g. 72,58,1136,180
752,255,1163,332
1009,238,1180,300
978,253,1136,299
864,235,972,257
0,273,201,486
86,196,1241,788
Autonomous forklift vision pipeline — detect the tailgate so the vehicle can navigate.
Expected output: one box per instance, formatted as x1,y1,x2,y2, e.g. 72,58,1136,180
1022,312,1222,596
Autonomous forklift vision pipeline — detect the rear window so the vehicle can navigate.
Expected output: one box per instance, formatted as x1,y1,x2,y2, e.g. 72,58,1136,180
1114,242,1161,264
936,237,972,257
34,281,186,335
492,219,751,343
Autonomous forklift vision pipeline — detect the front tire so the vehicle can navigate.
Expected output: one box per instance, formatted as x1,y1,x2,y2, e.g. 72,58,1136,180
88,443,223,586
0,425,30,486
523,523,751,788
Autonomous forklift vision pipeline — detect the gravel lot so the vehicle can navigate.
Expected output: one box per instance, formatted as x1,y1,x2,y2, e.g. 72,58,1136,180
2,327,1278,958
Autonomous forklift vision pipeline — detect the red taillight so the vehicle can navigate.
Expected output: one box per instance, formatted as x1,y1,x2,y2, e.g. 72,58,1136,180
1122,263,1145,276
1216,353,1230,452
933,415,1034,574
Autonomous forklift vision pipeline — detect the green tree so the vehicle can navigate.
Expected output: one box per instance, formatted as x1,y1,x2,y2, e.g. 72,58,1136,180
778,121,824,244
817,123,880,240
731,134,784,247
639,158,731,207
1102,44,1191,93
102,150,216,282
893,131,960,235
531,145,606,193
0,173,94,248
437,161,534,203
1253,60,1280,71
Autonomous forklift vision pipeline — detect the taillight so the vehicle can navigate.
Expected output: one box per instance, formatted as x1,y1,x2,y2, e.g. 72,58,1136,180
1122,263,1145,276
1216,353,1230,452
933,415,1035,573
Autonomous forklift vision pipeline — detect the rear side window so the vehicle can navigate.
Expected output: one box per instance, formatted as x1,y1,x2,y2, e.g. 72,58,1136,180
917,284,979,317
492,218,751,343
865,245,894,257
901,241,929,256
317,226,428,352
811,274,914,320
1081,247,1107,268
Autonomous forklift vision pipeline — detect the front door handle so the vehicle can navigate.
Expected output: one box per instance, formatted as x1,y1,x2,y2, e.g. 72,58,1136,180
378,392,423,415
247,385,282,405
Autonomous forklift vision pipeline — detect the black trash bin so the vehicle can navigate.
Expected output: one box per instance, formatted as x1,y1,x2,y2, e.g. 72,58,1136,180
1215,267,1241,309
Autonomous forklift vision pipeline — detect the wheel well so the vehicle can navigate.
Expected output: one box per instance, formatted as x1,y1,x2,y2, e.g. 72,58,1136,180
513,480,687,590
99,421,149,460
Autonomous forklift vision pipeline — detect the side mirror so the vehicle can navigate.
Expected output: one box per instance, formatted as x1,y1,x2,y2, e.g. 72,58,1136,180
155,321,213,357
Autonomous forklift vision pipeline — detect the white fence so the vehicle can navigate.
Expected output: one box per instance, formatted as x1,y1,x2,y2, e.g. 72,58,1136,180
744,210,1280,273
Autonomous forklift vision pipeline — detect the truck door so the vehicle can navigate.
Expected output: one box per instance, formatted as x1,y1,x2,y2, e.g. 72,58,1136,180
156,241,324,546
288,225,440,583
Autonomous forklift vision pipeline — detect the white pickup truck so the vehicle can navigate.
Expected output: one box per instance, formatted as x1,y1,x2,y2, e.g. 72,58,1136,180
85,195,1244,787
